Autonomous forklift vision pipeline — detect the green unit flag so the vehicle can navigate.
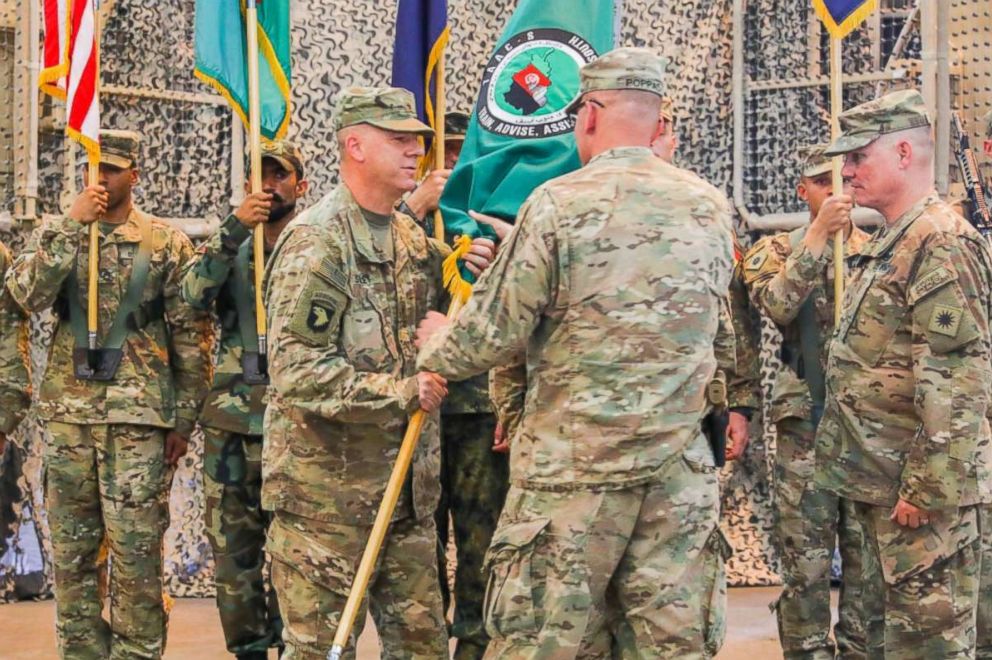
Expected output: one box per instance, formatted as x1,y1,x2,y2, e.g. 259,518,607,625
194,0,292,140
438,0,620,259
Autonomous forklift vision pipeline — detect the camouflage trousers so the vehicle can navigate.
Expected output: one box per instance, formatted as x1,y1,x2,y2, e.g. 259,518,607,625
977,504,992,659
856,501,985,659
44,421,172,660
201,427,282,656
483,444,728,659
435,412,509,660
266,510,448,660
773,416,866,659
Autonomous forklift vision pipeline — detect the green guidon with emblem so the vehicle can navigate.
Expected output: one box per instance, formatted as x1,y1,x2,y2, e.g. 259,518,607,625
476,29,599,139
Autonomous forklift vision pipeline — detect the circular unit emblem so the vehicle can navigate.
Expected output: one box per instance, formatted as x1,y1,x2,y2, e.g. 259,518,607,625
476,28,599,140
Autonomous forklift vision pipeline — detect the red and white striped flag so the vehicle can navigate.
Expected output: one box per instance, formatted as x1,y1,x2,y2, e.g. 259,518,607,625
39,0,101,159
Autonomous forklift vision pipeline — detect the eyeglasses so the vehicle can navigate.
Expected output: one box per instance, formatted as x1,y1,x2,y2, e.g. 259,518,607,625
567,98,605,120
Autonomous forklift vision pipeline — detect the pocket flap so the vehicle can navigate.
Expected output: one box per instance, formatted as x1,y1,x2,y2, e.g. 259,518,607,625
486,517,551,558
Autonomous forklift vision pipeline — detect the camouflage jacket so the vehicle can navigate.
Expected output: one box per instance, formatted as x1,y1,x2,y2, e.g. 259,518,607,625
0,241,31,434
263,184,449,524
727,242,761,411
816,194,992,509
418,147,734,490
743,224,869,422
180,214,265,436
5,209,214,436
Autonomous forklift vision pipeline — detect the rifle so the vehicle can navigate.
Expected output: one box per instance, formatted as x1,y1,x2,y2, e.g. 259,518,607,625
951,111,992,237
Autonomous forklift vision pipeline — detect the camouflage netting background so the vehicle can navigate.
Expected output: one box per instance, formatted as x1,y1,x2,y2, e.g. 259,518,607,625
0,0,975,602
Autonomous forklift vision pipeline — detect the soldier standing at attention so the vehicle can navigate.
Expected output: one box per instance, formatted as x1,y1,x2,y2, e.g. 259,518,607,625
5,130,214,660
180,140,308,660
816,89,992,658
0,238,31,457
416,48,735,658
742,144,868,659
261,87,494,659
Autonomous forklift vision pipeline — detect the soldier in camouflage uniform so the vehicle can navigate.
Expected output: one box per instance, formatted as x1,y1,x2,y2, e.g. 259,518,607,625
262,87,494,660
742,145,869,659
417,48,735,658
180,140,309,659
977,108,992,660
5,130,214,660
815,90,992,658
0,239,31,457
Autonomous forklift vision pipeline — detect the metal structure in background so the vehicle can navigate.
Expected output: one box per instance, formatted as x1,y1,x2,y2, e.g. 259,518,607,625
736,0,992,233
7,0,229,239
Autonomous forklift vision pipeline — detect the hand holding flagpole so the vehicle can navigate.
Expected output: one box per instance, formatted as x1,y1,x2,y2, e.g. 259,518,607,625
812,1,878,322
245,0,268,364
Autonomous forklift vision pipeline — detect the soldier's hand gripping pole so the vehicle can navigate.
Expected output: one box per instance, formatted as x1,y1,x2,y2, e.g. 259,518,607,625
329,296,466,660
245,0,268,369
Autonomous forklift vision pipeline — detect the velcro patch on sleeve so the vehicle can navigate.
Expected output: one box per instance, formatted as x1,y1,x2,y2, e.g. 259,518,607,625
313,258,349,293
287,273,349,346
908,265,956,303
928,304,963,338
744,250,768,272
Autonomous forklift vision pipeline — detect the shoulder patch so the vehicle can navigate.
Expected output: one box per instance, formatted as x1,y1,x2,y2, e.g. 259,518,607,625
313,258,349,292
744,250,768,272
909,265,956,303
928,304,963,337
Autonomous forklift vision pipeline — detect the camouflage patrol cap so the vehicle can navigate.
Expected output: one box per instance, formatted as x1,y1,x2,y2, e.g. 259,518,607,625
445,111,471,140
983,109,992,138
799,143,833,178
100,129,141,168
824,89,931,156
261,139,305,179
566,47,666,112
333,86,433,136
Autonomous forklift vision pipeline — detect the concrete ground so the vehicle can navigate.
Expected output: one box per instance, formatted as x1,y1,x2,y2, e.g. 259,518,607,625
0,586,787,659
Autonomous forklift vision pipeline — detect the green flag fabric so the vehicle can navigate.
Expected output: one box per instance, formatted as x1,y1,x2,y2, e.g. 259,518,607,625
439,0,620,253
194,0,292,140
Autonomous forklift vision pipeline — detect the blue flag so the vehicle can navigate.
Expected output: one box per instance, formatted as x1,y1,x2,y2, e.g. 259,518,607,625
391,0,449,140
813,0,877,39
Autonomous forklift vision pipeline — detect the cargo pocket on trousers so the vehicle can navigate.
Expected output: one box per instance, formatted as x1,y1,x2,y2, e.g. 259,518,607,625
482,517,552,640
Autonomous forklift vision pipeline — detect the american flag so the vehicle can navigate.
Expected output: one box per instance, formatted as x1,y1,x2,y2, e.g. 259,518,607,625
39,0,101,159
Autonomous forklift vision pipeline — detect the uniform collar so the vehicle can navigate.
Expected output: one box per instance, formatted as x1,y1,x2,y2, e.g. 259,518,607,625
587,146,654,166
341,186,391,265
862,193,939,258
100,207,145,244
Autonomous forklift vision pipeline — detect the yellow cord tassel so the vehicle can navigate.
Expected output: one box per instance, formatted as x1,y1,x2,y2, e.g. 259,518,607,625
442,234,474,306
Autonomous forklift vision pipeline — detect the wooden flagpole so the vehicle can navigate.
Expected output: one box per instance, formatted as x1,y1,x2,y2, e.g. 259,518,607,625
432,53,447,241
829,37,844,323
86,1,102,355
245,0,268,359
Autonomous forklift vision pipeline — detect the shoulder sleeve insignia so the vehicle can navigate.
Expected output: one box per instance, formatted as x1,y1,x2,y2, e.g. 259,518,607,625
744,250,768,272
908,265,956,303
928,304,963,337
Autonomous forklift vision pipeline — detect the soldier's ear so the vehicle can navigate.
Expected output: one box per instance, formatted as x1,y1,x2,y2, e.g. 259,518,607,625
797,180,809,203
129,168,140,186
296,178,310,197
983,139,992,158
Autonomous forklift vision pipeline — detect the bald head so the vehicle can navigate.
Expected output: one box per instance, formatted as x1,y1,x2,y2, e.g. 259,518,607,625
574,89,664,164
